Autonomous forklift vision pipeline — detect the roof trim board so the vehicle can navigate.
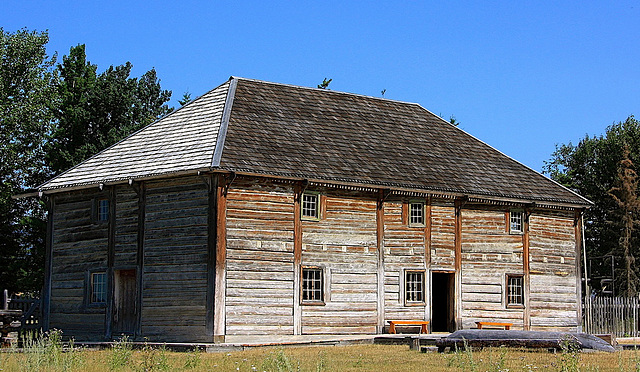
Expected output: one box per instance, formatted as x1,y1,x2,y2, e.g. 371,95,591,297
212,77,237,167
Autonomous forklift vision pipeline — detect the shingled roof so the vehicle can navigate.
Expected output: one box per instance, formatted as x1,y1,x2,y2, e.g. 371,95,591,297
38,77,591,207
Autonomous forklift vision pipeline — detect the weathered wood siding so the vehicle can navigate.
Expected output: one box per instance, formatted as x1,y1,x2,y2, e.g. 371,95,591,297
225,178,295,335
460,207,525,329
49,189,108,340
383,200,427,322
301,192,378,334
141,177,209,341
529,211,578,330
115,186,138,267
431,201,456,269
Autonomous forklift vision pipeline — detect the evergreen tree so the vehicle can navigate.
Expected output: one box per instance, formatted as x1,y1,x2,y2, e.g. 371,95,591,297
0,28,56,292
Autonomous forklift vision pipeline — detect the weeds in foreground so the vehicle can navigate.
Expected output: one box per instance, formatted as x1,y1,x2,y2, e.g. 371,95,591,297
19,329,84,371
558,335,581,372
446,338,478,372
262,348,301,372
109,335,133,370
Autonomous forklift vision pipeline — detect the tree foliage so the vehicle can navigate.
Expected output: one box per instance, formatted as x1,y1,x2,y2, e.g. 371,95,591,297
0,30,173,293
0,28,56,292
47,44,172,173
544,115,640,295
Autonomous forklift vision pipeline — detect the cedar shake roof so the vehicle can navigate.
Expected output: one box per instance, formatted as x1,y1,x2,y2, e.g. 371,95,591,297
38,77,591,207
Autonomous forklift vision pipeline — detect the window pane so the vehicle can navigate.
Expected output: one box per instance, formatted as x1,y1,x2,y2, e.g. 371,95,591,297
507,275,524,306
405,271,425,303
409,203,424,226
510,211,523,233
302,194,318,219
91,272,107,303
302,268,323,302
98,199,109,221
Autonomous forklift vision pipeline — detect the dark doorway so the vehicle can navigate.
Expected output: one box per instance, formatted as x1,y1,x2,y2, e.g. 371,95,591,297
113,269,137,335
431,272,455,332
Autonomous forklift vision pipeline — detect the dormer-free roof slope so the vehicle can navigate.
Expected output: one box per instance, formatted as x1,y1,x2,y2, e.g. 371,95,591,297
38,77,591,207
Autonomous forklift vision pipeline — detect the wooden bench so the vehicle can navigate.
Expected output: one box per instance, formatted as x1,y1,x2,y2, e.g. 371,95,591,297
388,320,430,334
475,321,512,330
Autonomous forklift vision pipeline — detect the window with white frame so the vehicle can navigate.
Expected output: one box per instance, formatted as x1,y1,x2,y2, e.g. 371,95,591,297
90,272,107,304
302,267,324,303
405,270,425,303
509,210,523,234
409,202,425,227
97,199,109,222
301,193,319,219
507,274,524,306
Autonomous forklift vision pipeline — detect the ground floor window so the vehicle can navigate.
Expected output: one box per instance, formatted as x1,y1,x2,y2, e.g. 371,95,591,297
405,270,425,304
507,274,524,306
90,272,107,304
302,267,324,303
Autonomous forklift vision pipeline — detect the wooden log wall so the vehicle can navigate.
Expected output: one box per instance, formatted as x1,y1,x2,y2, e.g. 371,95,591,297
49,189,109,340
382,200,428,322
430,201,456,269
225,178,295,335
529,211,578,330
141,176,209,341
301,191,378,334
460,206,525,329
114,186,138,267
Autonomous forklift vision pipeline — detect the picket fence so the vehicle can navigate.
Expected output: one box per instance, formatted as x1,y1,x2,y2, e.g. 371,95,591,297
583,296,640,337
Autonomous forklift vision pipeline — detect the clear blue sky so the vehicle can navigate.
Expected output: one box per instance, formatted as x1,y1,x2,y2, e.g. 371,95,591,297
3,1,639,172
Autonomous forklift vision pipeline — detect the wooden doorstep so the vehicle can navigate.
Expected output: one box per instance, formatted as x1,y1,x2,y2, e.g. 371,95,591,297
388,320,430,334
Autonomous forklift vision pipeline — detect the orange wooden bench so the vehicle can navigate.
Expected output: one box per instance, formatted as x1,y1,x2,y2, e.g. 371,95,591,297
475,321,512,330
388,320,430,334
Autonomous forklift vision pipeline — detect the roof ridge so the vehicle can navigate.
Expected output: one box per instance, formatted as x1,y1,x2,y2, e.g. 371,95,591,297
230,76,422,107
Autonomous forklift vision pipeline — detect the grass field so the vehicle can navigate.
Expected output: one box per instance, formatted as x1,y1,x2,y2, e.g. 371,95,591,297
0,345,634,371
3,333,640,372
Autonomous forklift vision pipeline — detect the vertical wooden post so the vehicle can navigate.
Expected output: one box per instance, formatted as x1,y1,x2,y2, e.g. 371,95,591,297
523,209,531,331
376,189,385,333
454,198,463,330
206,175,218,338
574,208,584,332
424,196,432,323
105,186,116,339
135,182,146,338
41,195,54,331
293,183,303,335
213,174,227,343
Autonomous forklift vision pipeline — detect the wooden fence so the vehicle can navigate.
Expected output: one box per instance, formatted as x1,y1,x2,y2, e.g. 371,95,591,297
2,289,41,331
583,296,640,337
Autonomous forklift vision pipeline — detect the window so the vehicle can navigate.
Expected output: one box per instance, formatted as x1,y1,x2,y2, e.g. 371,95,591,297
409,202,425,227
91,272,107,304
509,210,523,234
97,199,109,222
301,193,319,219
507,275,524,306
405,270,425,304
302,267,324,303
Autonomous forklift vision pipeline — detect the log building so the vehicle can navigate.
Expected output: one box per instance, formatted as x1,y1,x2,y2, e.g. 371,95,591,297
34,77,591,342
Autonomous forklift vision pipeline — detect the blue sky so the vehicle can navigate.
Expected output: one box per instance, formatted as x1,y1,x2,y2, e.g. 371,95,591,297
3,1,639,172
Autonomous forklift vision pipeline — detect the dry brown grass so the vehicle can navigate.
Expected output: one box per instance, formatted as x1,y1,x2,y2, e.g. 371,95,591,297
2,343,640,371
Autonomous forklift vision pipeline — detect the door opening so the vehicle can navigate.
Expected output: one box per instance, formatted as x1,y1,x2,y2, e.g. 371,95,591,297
113,269,137,335
431,272,455,332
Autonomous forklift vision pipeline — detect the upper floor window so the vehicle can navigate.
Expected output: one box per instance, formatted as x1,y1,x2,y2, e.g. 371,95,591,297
301,193,319,220
97,199,109,222
509,210,523,234
409,202,425,227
